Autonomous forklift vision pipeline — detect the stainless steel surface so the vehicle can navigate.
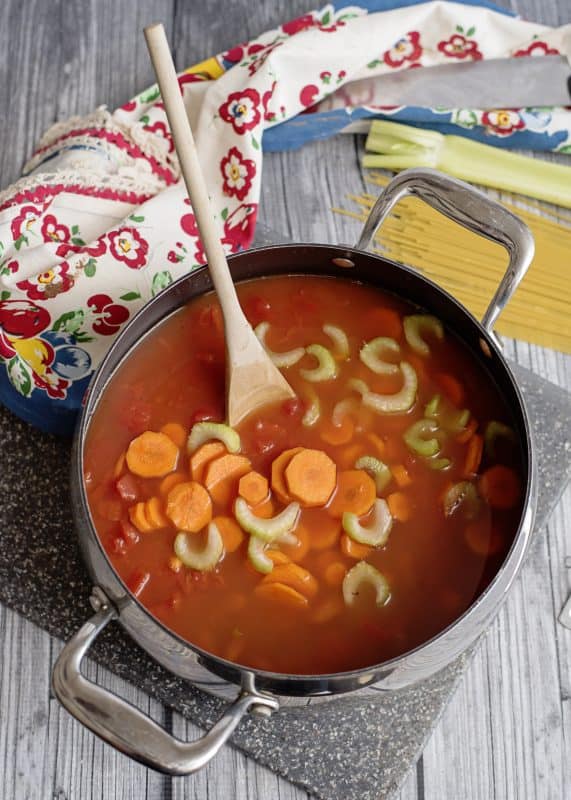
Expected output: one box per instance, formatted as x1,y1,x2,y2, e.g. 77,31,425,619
51,590,279,776
355,168,535,342
559,593,571,630
338,55,571,110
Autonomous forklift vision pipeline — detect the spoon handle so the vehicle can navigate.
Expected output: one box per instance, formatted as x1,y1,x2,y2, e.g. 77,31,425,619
144,23,250,343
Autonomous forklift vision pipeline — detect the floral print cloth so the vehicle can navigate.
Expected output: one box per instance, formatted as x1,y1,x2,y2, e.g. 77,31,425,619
0,0,570,434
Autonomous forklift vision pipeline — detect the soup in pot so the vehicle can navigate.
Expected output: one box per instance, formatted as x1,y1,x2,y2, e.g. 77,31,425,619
84,275,524,675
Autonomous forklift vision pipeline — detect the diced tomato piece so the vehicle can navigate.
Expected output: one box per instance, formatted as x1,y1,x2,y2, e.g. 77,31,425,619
244,295,272,326
197,303,223,334
126,569,151,597
120,519,140,544
190,406,222,424
251,420,287,455
281,397,302,417
116,473,139,503
109,535,127,556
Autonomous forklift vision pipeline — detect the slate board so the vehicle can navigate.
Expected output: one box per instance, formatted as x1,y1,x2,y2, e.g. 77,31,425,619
0,348,569,800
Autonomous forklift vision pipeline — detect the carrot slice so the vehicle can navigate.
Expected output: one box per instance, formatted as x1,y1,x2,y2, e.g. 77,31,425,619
266,549,291,565
126,431,179,478
213,515,244,553
189,441,226,482
327,469,376,518
271,447,304,503
129,501,154,533
337,443,365,470
159,472,186,496
435,372,465,407
281,523,311,562
238,471,269,506
301,512,341,551
324,561,346,587
340,533,373,560
145,496,169,529
320,416,354,446
310,597,344,624
166,481,213,532
160,422,188,449
391,464,411,488
479,465,521,509
204,454,251,508
366,432,386,457
456,417,478,444
254,581,309,609
387,491,412,521
262,562,319,599
285,449,337,507
364,307,402,340
463,434,483,476
249,497,276,519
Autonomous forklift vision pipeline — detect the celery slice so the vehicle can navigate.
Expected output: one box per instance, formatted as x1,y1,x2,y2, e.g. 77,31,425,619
187,421,240,454
174,523,224,571
332,397,359,427
428,457,451,470
302,387,320,427
247,534,274,574
404,418,441,457
254,321,305,368
342,499,393,547
484,420,517,459
403,315,444,356
363,362,417,414
300,344,338,382
342,561,390,608
323,324,349,360
235,497,300,543
443,481,481,520
355,456,392,494
360,337,400,375
425,394,470,434
348,377,369,397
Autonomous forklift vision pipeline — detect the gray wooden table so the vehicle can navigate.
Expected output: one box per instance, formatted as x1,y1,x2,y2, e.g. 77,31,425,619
1,0,570,798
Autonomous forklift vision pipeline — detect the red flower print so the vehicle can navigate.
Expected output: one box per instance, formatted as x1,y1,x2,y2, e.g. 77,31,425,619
10,204,42,240
41,214,71,244
247,42,283,76
180,212,199,238
300,84,320,108
178,72,209,89
384,32,422,68
438,34,482,61
223,43,246,63
514,41,560,57
16,262,75,301
223,203,258,251
55,237,107,260
219,88,261,134
121,99,137,112
262,82,277,122
282,14,315,36
33,370,70,399
482,109,525,137
0,299,51,359
220,147,256,201
108,227,149,269
145,120,174,153
87,294,130,336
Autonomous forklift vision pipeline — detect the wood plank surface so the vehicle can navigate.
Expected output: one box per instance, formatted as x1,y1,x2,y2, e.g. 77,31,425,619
0,0,569,798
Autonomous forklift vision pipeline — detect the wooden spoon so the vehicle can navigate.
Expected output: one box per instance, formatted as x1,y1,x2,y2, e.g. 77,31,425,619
144,23,295,426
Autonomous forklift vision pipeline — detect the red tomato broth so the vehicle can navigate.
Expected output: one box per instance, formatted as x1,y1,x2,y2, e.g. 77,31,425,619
84,275,524,675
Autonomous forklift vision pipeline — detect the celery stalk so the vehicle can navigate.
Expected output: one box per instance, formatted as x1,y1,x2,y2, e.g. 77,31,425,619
363,120,571,209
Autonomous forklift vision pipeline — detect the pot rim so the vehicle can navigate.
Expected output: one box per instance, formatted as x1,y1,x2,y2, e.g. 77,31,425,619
74,242,536,687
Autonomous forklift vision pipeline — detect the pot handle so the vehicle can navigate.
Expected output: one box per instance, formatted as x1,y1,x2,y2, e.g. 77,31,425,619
355,168,535,337
52,591,279,775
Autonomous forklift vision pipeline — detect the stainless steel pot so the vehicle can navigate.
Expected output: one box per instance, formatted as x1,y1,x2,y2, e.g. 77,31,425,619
53,169,537,774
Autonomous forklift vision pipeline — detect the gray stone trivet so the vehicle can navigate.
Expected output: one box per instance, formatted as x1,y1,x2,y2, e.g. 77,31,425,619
0,362,569,800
